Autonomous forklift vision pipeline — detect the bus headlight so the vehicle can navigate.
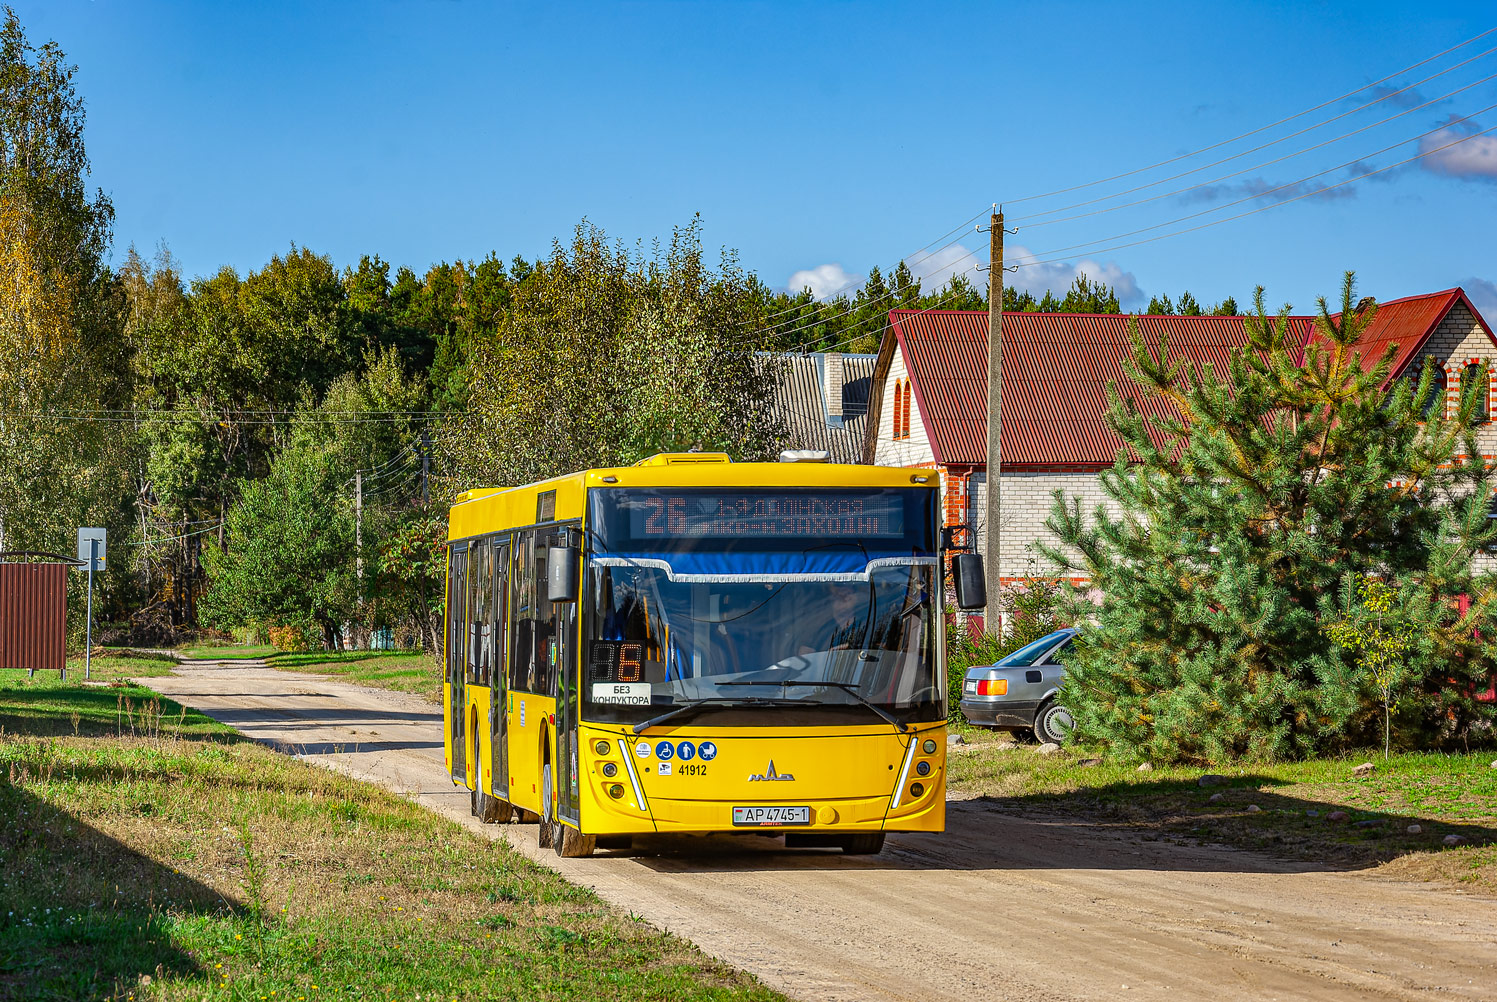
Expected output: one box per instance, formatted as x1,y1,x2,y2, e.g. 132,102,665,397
909,782,925,798
594,740,611,755
915,760,931,777
921,738,938,754
608,784,625,800
601,762,618,778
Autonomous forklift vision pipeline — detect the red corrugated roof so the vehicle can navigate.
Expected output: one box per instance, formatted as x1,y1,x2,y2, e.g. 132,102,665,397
891,290,1490,469
1306,289,1471,378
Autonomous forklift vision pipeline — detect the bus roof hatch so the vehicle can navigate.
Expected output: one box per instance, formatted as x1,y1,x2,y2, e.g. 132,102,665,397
632,452,731,467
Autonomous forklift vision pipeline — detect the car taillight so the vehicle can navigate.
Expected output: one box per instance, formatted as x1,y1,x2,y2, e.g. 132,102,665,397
977,678,1008,696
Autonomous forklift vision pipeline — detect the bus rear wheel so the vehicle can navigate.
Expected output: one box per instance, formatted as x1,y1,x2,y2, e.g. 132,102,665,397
841,833,886,855
537,763,555,849
553,821,596,858
481,794,514,824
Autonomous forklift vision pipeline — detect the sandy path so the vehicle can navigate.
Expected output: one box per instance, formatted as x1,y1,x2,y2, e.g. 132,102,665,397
142,659,1497,1002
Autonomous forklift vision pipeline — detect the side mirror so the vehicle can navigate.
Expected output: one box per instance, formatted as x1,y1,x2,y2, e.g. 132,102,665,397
952,552,986,611
547,546,580,603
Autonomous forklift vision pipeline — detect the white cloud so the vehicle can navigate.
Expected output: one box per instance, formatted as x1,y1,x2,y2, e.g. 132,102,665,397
905,242,1146,310
904,243,981,291
787,262,863,300
1419,119,1497,181
1463,277,1497,321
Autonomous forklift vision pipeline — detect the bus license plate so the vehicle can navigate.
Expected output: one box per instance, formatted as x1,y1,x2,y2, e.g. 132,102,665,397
732,806,810,826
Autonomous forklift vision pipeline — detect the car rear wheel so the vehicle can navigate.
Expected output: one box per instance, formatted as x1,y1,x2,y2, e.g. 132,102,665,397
1033,700,1074,744
841,833,886,855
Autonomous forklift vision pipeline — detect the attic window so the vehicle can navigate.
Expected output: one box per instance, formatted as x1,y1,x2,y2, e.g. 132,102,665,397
893,380,911,440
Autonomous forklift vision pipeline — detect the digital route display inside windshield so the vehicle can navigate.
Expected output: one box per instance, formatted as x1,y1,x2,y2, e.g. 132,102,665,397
629,492,905,540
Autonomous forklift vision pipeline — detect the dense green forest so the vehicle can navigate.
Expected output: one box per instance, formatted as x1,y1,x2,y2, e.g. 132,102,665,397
0,12,1229,650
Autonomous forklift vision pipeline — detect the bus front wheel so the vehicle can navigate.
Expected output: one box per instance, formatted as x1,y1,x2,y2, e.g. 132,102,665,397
553,821,596,858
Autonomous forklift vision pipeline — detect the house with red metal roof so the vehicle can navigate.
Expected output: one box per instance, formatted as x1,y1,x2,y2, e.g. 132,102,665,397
864,288,1497,593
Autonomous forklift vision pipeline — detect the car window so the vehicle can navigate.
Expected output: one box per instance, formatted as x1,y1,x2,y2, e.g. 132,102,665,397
995,631,1070,667
1042,638,1075,665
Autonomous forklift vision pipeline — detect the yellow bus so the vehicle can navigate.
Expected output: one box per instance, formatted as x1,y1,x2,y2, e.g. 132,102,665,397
443,452,985,857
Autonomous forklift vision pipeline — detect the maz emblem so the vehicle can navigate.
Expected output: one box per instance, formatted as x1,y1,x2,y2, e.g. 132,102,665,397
748,760,795,782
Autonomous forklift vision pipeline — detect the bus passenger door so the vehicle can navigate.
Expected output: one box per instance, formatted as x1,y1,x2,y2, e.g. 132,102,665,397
507,529,538,811
552,524,582,826
467,537,490,786
448,543,468,784
490,537,511,801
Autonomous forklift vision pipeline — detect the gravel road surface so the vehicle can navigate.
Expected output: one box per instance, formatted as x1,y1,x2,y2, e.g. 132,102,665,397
142,658,1497,1002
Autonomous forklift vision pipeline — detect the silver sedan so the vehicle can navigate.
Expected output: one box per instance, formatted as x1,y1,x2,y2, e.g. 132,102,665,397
958,628,1077,743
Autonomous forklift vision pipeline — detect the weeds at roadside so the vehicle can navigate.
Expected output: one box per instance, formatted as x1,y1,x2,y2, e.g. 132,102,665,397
0,669,782,1001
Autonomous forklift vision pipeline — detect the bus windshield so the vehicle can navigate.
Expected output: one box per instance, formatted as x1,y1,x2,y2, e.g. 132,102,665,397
582,487,941,727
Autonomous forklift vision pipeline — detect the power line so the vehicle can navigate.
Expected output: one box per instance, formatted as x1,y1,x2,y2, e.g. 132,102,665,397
754,229,980,350
126,522,224,547
1015,70,1497,230
743,205,991,328
1004,24,1497,206
1011,122,1497,273
4,412,443,426
786,264,986,357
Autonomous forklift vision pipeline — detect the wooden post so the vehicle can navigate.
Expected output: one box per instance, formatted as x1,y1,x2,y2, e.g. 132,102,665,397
985,211,1004,635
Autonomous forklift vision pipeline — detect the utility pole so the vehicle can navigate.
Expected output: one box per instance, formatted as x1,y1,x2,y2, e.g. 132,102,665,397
355,469,364,652
985,208,1004,636
355,469,364,588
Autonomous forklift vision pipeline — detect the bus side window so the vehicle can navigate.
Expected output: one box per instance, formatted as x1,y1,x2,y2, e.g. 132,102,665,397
492,536,510,678
532,541,554,696
447,544,468,686
467,537,489,686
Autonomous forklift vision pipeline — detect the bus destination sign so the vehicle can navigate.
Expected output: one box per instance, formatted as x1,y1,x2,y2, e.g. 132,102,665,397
628,492,906,540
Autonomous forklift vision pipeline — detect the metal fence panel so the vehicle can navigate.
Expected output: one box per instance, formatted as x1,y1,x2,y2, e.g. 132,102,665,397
0,563,67,671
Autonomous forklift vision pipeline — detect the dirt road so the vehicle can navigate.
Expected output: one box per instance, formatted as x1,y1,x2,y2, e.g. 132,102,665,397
142,659,1497,1002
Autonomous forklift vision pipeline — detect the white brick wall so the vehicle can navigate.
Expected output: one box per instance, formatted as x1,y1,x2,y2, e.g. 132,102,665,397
873,345,938,467
967,471,1120,582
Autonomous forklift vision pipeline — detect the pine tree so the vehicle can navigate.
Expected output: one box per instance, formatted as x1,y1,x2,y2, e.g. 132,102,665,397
1042,273,1497,762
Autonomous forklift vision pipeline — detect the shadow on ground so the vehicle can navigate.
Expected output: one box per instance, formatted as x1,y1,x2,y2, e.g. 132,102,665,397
618,774,1497,876
0,780,236,1000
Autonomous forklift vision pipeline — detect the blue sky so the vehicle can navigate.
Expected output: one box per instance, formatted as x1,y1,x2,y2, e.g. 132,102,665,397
15,0,1497,317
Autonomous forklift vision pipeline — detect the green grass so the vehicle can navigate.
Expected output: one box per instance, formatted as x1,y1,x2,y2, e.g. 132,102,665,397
948,730,1497,890
65,652,179,680
0,670,781,1001
176,643,279,660
265,651,442,703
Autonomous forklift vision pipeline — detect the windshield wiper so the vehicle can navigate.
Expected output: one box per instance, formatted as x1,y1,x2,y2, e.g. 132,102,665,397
719,679,910,732
630,696,796,734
